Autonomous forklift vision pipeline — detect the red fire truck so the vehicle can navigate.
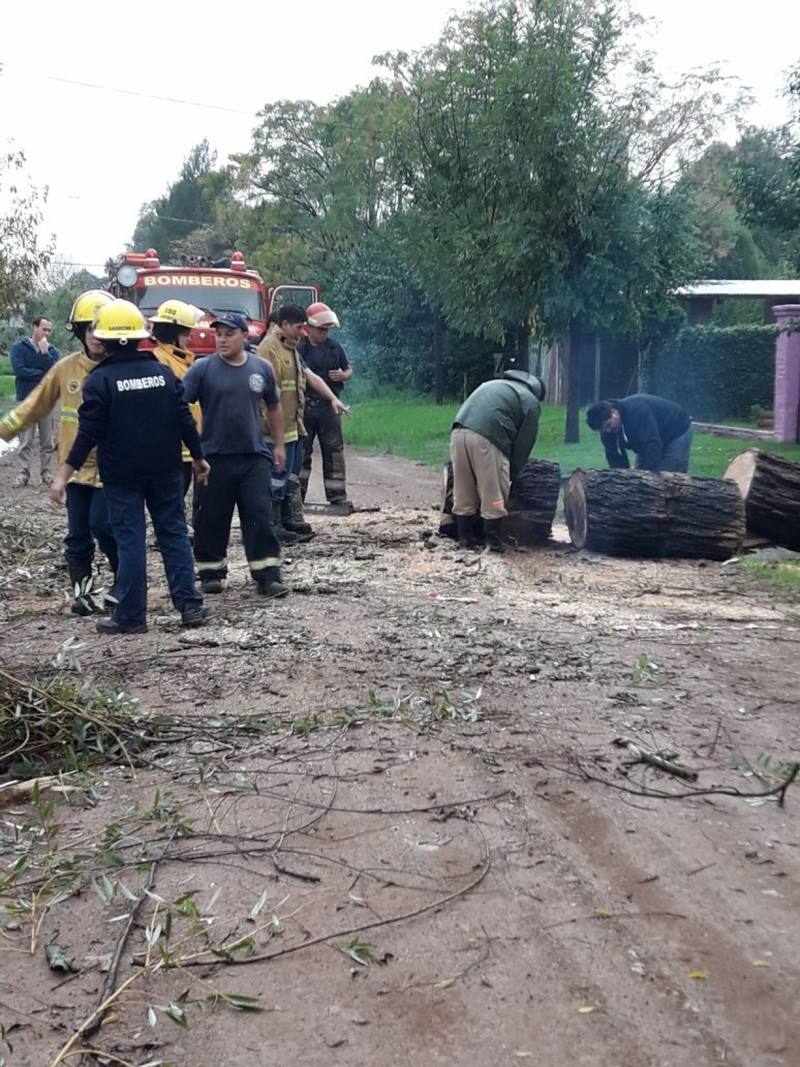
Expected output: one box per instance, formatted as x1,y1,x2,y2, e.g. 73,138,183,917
108,248,320,354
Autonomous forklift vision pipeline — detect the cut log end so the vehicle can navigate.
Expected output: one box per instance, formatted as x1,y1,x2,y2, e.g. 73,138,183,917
724,449,757,500
564,475,588,549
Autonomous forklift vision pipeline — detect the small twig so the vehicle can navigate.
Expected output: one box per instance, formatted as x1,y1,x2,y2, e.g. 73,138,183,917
80,851,164,1041
542,910,687,931
613,737,698,782
708,719,722,758
686,862,715,877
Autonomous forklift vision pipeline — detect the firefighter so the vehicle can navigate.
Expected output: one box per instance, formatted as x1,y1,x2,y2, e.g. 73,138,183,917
297,302,352,509
51,300,210,634
150,299,202,495
257,304,350,539
0,290,118,614
182,312,289,598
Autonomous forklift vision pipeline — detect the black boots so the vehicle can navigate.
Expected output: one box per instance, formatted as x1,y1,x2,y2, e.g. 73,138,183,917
456,515,476,549
68,561,102,616
484,519,506,554
281,493,314,539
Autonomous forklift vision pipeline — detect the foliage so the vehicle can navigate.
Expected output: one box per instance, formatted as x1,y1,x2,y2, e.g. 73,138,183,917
26,269,103,352
647,324,776,420
0,150,54,320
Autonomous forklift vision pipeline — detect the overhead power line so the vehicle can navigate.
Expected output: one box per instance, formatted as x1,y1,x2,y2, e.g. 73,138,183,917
46,75,257,115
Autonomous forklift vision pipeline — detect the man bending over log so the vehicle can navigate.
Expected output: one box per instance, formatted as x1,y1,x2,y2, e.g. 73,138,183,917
586,394,693,473
450,371,546,553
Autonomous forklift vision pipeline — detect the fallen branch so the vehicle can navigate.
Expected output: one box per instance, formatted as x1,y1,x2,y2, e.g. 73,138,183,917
613,737,698,782
177,829,492,970
578,758,800,806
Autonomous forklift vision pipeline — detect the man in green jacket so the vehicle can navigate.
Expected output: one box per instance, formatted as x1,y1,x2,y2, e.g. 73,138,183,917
450,370,546,553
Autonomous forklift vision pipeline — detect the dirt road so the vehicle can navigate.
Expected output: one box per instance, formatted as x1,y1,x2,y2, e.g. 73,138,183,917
0,445,798,1066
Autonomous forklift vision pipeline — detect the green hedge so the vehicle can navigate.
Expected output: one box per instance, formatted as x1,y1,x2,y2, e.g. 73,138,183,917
648,325,776,421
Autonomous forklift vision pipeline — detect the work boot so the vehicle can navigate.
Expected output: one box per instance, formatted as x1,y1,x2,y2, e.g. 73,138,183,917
255,566,289,599
456,515,476,550
96,617,147,635
282,491,315,539
181,602,211,628
14,473,29,488
327,499,354,516
67,561,101,616
273,523,300,545
201,578,223,595
472,514,486,546
484,519,506,554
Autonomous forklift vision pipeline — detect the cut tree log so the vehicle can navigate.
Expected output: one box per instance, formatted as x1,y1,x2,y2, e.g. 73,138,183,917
724,449,800,551
503,460,561,545
565,468,744,560
438,459,561,545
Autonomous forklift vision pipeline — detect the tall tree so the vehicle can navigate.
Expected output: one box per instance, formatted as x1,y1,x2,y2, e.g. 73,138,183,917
0,149,53,319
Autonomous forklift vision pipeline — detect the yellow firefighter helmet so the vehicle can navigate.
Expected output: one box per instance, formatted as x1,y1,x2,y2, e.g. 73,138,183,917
67,289,115,330
150,299,199,329
92,299,150,341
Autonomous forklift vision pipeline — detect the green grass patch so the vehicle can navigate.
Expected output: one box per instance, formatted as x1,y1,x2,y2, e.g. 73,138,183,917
0,376,15,399
342,388,800,478
739,558,800,597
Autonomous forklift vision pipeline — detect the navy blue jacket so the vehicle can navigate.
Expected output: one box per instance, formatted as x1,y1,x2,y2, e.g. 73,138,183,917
297,336,350,397
602,394,692,471
66,348,202,486
10,338,61,400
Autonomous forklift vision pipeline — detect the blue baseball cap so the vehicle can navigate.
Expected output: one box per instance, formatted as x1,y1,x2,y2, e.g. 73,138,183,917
210,312,248,332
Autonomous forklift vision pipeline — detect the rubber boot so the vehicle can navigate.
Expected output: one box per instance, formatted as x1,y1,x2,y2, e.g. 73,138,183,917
456,515,476,550
472,514,486,547
281,493,314,540
67,560,100,616
484,519,506,554
255,566,289,599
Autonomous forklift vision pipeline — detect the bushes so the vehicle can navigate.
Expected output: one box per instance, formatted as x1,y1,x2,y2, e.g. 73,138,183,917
648,324,776,421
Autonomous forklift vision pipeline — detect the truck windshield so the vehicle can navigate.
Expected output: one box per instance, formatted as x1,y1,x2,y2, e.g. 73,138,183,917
134,284,264,321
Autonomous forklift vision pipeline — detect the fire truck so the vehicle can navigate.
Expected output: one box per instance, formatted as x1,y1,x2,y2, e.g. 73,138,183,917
108,248,320,354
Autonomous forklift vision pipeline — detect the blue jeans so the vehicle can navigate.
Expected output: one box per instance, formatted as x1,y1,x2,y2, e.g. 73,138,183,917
267,439,303,502
64,483,117,570
660,425,693,472
104,474,201,627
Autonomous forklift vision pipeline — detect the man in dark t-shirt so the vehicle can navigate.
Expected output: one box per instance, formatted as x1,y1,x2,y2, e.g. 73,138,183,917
183,313,289,598
296,302,352,507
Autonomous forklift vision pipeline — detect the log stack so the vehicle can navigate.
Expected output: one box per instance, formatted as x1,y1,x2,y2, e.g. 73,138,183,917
564,468,745,560
724,449,800,551
438,459,561,545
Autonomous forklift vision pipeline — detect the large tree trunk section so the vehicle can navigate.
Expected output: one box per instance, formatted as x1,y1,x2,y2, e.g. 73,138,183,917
724,449,800,551
438,459,561,545
504,460,561,544
565,469,744,560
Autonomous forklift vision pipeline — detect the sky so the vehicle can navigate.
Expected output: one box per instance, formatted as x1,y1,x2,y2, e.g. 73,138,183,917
1,0,797,275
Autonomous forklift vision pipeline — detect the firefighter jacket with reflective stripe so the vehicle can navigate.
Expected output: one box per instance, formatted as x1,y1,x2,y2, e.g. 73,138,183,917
152,343,202,462
256,332,305,443
0,351,101,486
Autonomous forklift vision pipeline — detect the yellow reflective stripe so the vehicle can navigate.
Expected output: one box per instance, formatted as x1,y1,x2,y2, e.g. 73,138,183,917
280,380,297,390
4,411,22,432
248,556,280,569
197,559,227,572
60,411,78,424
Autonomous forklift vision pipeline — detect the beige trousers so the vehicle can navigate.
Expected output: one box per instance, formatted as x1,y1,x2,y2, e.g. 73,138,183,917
450,426,510,520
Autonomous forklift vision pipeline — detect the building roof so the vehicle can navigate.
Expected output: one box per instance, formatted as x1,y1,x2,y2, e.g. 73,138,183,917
676,280,800,299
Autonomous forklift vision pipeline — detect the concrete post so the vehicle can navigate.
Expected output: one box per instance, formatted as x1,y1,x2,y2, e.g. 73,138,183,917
773,305,800,442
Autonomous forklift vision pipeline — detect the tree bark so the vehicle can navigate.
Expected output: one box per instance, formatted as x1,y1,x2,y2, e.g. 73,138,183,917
438,459,560,544
564,319,581,444
565,468,744,560
432,309,444,406
725,449,800,550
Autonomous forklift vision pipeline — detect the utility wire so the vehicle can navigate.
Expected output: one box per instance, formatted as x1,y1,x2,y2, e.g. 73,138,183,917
45,75,257,115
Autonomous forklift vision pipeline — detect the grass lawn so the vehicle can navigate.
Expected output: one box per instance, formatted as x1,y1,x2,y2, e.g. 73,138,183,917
342,390,800,479
0,376,15,399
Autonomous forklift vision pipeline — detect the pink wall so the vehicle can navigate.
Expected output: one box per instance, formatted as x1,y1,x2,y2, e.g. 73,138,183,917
773,306,800,442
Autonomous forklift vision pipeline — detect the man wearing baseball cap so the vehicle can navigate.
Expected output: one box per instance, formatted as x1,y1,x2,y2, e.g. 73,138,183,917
182,312,288,598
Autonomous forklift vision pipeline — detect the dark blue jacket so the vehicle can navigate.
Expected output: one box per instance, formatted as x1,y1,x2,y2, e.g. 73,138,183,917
66,348,202,486
602,394,692,471
10,338,61,400
297,336,350,396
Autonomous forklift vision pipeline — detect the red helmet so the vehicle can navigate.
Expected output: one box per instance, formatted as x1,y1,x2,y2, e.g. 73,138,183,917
306,302,340,329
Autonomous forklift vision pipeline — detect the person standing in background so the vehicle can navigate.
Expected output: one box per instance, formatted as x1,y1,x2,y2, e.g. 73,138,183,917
9,317,61,486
